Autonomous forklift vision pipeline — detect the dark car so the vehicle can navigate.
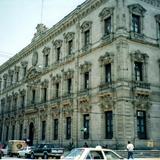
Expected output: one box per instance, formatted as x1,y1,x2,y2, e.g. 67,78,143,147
30,143,64,159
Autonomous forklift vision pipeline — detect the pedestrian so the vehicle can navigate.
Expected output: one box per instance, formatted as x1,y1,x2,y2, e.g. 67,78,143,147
83,142,88,147
127,141,134,159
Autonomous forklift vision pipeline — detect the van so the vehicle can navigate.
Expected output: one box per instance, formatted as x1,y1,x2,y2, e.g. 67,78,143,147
7,140,27,156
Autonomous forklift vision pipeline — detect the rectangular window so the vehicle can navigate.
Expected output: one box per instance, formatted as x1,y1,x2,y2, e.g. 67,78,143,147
137,111,147,139
45,54,49,67
68,40,73,55
135,62,143,81
32,90,36,104
14,97,17,108
104,16,111,35
105,63,111,83
12,125,15,140
41,121,46,141
16,72,19,82
54,119,58,140
66,117,71,139
43,88,47,102
67,78,72,95
105,111,113,139
19,124,23,140
10,75,13,85
84,30,90,47
23,67,27,77
83,114,89,139
21,95,25,107
158,23,160,39
55,83,59,98
84,72,89,89
132,14,141,33
6,126,9,141
57,47,61,62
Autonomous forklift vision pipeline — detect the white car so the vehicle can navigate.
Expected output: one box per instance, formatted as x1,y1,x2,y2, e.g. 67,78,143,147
0,146,8,156
17,146,33,158
62,146,124,160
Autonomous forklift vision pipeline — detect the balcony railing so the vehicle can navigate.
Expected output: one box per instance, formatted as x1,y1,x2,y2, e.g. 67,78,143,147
133,81,150,89
99,82,113,91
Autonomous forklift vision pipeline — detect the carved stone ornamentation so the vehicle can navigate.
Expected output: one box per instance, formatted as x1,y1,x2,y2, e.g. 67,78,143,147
26,67,42,80
52,39,63,48
64,32,75,42
41,79,49,88
80,61,92,73
8,69,14,76
19,89,26,95
51,74,61,84
99,7,114,21
130,50,149,62
42,46,51,56
128,4,146,16
51,105,60,118
21,61,28,67
81,21,92,32
99,52,114,66
63,69,74,79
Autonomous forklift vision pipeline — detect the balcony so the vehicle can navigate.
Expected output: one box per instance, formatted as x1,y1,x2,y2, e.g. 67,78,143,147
132,81,151,96
99,82,114,97
130,31,144,42
78,88,90,97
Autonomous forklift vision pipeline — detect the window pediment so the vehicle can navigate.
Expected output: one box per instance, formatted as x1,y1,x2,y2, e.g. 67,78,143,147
81,21,92,32
42,46,50,56
19,89,26,95
12,92,18,98
52,74,61,84
128,4,146,16
155,14,160,23
99,7,114,21
63,69,74,79
3,73,8,79
80,61,92,73
8,69,14,76
99,52,114,65
131,50,149,62
64,32,75,41
52,39,63,48
21,61,28,67
41,79,49,87
26,67,42,80
14,66,20,72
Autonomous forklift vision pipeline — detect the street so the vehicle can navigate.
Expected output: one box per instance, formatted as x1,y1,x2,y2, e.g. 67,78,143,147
1,156,160,160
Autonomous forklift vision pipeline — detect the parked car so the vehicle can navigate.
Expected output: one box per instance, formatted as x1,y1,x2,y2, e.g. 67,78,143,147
30,143,64,159
62,146,124,160
7,140,27,156
0,145,8,156
17,146,34,158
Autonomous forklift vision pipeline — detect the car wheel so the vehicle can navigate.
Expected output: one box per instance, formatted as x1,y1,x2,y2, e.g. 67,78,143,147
43,153,48,159
31,153,35,159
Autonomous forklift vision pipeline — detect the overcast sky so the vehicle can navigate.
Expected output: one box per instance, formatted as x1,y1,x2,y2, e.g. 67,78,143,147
0,0,86,65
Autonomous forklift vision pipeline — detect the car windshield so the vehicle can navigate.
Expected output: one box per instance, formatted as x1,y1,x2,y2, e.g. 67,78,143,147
65,148,84,159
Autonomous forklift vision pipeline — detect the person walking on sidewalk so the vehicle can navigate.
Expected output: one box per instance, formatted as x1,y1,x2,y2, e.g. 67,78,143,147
127,141,134,159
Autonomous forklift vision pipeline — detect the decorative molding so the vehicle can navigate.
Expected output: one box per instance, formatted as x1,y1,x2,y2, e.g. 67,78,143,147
42,46,51,56
80,61,92,73
51,74,61,84
32,23,48,42
3,73,8,79
99,7,114,21
63,69,74,79
52,39,63,48
21,61,28,67
26,66,42,80
8,69,14,76
14,66,20,72
80,21,92,32
64,32,75,42
130,50,149,62
99,52,114,65
128,3,146,16
19,89,26,95
140,0,160,8
41,79,49,87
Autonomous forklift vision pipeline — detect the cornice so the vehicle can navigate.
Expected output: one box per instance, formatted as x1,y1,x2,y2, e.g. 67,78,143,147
0,0,107,73
140,0,160,8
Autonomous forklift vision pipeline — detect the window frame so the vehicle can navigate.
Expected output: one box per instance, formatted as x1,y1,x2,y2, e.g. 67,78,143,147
105,111,113,139
83,114,90,139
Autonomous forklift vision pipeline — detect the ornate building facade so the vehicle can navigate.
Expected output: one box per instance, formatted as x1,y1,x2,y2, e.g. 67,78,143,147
0,0,160,149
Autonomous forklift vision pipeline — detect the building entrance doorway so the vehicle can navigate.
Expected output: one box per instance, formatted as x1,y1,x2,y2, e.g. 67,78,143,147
29,122,34,146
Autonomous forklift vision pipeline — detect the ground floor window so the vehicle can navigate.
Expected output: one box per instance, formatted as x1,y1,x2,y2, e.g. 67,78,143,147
105,111,113,139
83,114,90,139
137,110,147,139
54,119,58,140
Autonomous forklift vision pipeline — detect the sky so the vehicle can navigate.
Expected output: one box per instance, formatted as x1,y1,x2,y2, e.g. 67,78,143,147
0,0,86,65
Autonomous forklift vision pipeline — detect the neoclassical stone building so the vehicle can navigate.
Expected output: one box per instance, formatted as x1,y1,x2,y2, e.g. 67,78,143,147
0,0,160,149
